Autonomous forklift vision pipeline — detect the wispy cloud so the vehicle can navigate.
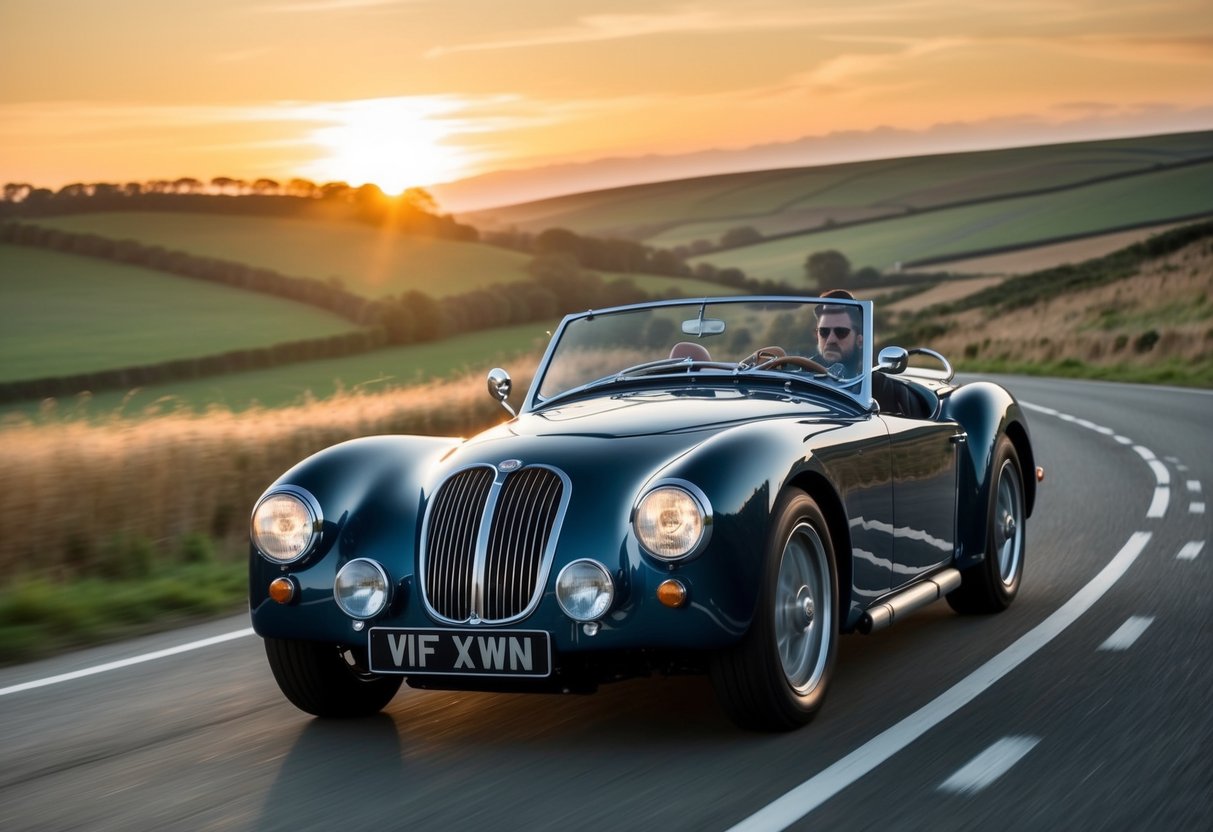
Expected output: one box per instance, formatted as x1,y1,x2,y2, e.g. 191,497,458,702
425,3,940,58
252,0,420,14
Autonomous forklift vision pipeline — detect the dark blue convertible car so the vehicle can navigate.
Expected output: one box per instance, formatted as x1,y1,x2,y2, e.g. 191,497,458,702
250,295,1038,730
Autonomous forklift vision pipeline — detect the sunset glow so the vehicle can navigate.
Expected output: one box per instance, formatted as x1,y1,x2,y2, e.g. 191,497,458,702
300,98,474,195
0,0,1210,205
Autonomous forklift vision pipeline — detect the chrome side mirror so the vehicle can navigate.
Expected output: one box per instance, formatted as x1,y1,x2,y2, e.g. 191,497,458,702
876,346,908,375
486,368,516,417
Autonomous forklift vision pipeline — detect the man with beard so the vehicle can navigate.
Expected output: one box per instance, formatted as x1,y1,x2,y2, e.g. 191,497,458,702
815,289,926,418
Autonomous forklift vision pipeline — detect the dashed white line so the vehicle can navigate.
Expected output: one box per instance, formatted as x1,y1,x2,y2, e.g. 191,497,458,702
1187,480,1202,493
0,628,255,697
725,532,1152,832
1191,502,1206,515
1098,616,1155,651
1147,460,1171,486
938,737,1041,795
1177,541,1205,560
1114,435,1133,445
1147,487,1170,518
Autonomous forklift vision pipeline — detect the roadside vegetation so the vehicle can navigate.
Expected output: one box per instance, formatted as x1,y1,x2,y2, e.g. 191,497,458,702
0,361,538,665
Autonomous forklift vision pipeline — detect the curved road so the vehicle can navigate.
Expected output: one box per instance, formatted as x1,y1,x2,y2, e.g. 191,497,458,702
2,376,1209,831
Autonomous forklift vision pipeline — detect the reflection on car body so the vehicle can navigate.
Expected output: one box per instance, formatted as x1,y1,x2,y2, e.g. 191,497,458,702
250,296,1038,730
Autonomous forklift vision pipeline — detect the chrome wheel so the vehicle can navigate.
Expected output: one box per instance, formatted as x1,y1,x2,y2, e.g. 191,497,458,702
775,521,833,694
994,459,1024,586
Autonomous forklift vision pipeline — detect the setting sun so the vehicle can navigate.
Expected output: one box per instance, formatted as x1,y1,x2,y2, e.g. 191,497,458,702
302,98,473,195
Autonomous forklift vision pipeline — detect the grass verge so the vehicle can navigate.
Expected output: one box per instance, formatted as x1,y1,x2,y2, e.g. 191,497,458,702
0,559,247,667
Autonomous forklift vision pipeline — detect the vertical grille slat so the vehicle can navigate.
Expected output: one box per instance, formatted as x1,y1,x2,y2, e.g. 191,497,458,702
423,466,565,623
424,466,494,623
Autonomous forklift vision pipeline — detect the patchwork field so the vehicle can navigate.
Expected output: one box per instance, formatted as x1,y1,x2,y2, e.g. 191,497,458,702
29,212,735,299
688,160,1213,280
1,323,551,422
0,244,360,382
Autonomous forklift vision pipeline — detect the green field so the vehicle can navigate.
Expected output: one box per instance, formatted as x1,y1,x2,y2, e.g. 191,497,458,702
689,160,1213,280
466,131,1213,246
30,212,737,299
2,322,551,421
0,244,360,382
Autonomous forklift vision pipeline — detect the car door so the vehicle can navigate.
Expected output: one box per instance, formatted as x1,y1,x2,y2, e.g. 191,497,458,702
883,414,960,585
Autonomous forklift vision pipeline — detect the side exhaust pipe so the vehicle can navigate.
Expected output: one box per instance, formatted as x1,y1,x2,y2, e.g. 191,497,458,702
858,568,962,634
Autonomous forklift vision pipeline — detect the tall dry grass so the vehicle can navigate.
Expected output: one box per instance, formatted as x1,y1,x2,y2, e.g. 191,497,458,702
0,358,539,581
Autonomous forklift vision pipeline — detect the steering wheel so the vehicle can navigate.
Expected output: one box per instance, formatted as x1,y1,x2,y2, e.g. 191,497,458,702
753,355,830,374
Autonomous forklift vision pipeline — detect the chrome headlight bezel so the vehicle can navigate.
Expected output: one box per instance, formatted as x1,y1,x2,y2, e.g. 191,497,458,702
555,559,615,622
632,480,713,562
334,558,391,620
250,486,323,564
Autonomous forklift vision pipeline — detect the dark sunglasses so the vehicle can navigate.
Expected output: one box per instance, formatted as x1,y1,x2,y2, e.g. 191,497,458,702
817,326,852,339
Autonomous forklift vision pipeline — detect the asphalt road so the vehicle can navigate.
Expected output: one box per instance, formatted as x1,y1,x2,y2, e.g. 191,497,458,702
2,376,1209,832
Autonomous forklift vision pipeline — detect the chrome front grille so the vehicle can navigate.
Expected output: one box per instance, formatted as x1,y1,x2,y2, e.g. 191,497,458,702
422,465,566,624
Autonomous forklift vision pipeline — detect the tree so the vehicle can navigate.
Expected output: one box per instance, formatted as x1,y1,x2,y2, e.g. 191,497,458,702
805,250,851,288
719,226,764,248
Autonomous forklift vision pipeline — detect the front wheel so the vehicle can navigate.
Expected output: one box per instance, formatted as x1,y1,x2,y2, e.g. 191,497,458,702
264,637,403,718
711,490,838,731
947,436,1025,614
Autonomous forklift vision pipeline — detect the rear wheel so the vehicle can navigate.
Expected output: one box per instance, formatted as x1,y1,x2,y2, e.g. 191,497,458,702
947,436,1025,614
264,637,403,718
711,490,838,731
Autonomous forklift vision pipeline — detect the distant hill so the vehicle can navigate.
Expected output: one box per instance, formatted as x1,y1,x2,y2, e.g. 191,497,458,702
460,131,1213,264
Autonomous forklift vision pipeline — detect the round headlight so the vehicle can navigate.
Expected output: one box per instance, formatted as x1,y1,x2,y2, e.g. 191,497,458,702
633,484,710,560
556,560,614,622
334,559,390,619
251,488,322,563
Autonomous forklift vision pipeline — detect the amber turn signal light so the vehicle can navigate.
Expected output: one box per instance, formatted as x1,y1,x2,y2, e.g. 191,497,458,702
1036,466,1045,483
269,577,297,604
656,579,688,608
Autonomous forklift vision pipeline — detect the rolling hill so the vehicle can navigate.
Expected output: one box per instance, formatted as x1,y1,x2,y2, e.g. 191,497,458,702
462,130,1213,254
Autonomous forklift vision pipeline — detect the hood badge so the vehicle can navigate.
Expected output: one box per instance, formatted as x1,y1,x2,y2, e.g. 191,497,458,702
499,459,522,472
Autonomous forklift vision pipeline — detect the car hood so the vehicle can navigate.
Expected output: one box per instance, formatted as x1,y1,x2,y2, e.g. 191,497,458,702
431,387,843,483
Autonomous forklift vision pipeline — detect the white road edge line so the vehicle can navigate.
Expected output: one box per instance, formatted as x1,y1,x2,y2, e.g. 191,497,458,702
725,531,1151,832
1098,616,1155,651
1177,541,1205,560
938,736,1042,795
0,628,255,697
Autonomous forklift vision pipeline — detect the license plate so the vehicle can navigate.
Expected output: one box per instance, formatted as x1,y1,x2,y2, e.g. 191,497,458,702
368,627,552,678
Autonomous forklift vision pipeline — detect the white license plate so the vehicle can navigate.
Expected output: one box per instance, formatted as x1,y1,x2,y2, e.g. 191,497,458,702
368,627,552,677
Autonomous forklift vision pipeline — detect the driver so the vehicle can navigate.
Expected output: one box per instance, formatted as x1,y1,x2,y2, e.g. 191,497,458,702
813,290,863,378
815,289,924,417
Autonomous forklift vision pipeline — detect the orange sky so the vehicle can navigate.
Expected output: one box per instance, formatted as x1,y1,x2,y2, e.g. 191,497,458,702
2,0,1211,198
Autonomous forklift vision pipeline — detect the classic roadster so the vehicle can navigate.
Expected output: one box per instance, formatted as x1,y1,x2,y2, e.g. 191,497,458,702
250,295,1038,730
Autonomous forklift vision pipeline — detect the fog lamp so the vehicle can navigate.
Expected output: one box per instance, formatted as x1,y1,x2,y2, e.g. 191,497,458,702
334,559,390,619
556,560,614,622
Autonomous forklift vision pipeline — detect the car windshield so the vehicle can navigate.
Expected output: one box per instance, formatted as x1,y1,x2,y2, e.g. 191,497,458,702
531,297,872,408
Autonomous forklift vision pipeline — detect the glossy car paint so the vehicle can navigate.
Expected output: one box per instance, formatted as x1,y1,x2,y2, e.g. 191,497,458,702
250,297,1035,691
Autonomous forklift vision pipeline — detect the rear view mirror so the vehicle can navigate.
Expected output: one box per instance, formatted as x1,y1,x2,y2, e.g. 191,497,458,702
682,317,726,336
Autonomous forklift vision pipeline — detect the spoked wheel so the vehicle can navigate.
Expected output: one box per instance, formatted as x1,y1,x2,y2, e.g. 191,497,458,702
948,436,1025,614
711,490,838,731
264,637,403,718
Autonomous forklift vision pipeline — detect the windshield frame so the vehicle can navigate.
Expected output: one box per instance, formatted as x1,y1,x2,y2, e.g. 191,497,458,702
522,295,875,414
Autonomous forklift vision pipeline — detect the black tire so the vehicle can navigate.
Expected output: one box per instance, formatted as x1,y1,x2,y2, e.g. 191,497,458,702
947,436,1025,614
264,637,403,718
710,490,839,731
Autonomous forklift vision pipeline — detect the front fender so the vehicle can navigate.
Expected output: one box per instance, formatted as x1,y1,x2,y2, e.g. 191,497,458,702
249,434,462,639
